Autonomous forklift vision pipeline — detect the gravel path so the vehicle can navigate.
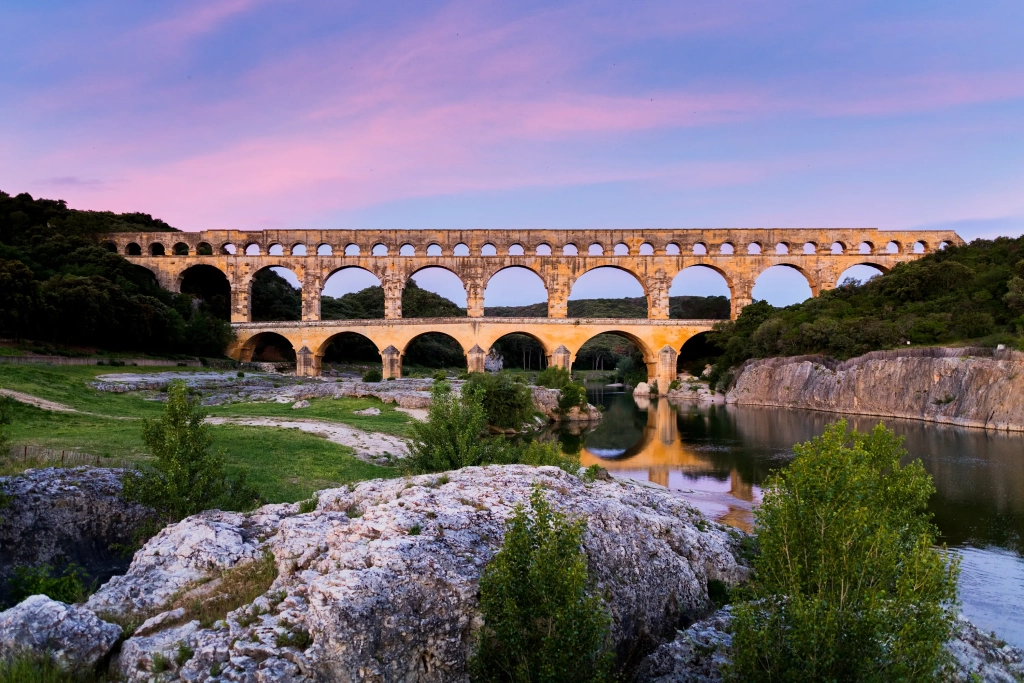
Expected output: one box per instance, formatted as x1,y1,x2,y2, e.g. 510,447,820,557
204,416,409,462
0,388,79,413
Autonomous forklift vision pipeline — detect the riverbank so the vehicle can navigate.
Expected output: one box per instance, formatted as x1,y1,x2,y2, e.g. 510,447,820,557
725,347,1024,431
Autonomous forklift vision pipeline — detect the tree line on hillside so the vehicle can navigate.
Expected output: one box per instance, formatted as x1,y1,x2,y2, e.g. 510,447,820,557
0,191,232,356
706,235,1024,387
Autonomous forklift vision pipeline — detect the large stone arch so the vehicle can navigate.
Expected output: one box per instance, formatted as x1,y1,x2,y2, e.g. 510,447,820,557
571,329,653,368
246,264,305,322
752,263,814,306
237,331,298,363
483,265,548,311
570,264,649,297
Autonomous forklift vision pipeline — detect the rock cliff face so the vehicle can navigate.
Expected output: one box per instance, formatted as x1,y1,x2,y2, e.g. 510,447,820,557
0,467,156,604
34,465,746,682
726,350,1024,431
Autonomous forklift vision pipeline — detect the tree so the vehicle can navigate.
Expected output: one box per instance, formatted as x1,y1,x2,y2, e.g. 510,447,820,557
728,421,960,682
0,259,41,338
463,372,535,429
405,380,490,473
470,487,614,682
122,381,260,519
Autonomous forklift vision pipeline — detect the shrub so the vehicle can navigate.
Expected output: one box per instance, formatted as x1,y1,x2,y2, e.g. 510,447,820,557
362,368,383,382
470,487,614,682
536,366,571,389
0,395,12,455
557,381,587,414
122,381,263,521
728,421,959,682
463,371,535,429
432,369,447,381
0,651,82,683
517,440,580,475
7,564,90,605
405,380,490,473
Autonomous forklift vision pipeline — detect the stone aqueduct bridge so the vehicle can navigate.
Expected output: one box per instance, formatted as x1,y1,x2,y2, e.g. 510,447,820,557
101,228,961,390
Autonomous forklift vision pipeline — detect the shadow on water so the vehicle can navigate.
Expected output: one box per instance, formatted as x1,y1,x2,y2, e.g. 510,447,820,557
555,388,1024,647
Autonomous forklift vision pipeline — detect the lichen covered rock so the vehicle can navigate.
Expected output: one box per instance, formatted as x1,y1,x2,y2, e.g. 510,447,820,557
0,595,121,669
91,465,746,682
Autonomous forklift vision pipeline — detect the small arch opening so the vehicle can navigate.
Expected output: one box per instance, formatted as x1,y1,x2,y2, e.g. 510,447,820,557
344,244,360,256
665,243,681,256
830,242,845,255
173,242,190,256
291,243,307,256
126,243,142,256
245,243,261,256
802,242,816,255
885,241,900,254
222,243,237,255
372,244,388,256
400,244,415,257
453,243,470,256
318,243,334,256
639,243,654,255
102,241,117,253
692,243,708,255
747,242,762,255
150,243,165,256
858,241,874,255
536,243,552,256
563,244,579,256
775,242,789,255
268,244,284,256
481,243,497,256
939,241,950,250
588,243,604,256
613,243,629,256
720,242,734,255
508,244,525,256
426,244,442,256
913,241,927,254
197,242,213,256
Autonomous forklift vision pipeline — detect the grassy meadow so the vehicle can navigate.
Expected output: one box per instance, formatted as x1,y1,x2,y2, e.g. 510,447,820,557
0,364,400,502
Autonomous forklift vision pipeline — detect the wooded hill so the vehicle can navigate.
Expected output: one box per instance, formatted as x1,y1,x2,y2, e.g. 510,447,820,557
707,235,1024,385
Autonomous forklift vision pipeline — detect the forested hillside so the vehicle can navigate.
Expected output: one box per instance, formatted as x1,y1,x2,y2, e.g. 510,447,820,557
707,235,1024,384
0,190,231,355
485,295,729,319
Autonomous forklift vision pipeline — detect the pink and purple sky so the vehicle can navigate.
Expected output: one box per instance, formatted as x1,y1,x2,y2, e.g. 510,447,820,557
3,0,1023,305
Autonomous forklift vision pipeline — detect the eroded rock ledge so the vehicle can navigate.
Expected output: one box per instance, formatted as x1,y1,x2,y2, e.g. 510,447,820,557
726,349,1024,431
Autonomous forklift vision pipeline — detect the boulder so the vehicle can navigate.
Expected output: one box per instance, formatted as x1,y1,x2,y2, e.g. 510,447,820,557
291,400,310,409
0,595,121,669
634,382,651,397
353,407,381,416
0,467,157,604
94,466,747,682
530,386,602,422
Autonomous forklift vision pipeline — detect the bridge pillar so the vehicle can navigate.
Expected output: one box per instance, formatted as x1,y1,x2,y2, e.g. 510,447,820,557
382,345,402,379
549,345,572,371
730,281,753,320
230,288,251,323
647,270,670,320
466,279,485,318
296,346,317,377
383,273,405,320
545,273,570,318
467,344,487,373
302,272,322,321
656,345,677,395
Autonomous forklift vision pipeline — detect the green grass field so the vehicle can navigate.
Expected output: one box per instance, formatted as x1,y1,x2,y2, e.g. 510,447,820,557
0,364,400,502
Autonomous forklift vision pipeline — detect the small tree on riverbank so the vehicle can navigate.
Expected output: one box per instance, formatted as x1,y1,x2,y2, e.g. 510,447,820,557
470,487,614,682
123,380,261,520
728,421,959,682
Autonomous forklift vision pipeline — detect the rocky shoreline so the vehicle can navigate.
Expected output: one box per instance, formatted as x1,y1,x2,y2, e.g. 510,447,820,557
725,348,1024,432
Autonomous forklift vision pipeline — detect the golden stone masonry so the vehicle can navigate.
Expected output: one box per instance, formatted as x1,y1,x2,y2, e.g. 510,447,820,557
99,228,961,392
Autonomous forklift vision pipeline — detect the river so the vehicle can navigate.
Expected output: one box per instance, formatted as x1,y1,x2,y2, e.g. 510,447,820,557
555,388,1024,648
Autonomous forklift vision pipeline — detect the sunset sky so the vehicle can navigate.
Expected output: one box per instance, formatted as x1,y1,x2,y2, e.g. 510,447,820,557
3,1,1023,305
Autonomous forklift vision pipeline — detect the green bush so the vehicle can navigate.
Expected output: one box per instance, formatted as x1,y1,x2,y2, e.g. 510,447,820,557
517,440,580,475
0,395,13,455
728,421,960,682
362,368,383,382
463,371,535,430
536,366,571,389
122,381,263,521
470,487,614,682
7,564,90,605
432,369,448,381
557,382,587,414
405,380,490,474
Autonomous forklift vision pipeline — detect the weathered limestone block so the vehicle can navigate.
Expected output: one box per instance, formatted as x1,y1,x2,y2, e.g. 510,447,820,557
0,595,122,669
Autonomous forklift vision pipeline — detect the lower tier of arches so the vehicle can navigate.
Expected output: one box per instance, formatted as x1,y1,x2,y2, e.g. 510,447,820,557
227,318,715,393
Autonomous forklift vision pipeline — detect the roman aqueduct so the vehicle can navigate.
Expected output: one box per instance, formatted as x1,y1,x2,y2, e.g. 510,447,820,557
100,228,962,391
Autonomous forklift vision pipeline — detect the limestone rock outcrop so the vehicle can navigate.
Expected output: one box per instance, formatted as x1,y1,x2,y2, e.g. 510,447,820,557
531,386,602,421
726,350,1024,431
0,467,156,604
78,465,746,682
0,595,122,669
634,608,1024,683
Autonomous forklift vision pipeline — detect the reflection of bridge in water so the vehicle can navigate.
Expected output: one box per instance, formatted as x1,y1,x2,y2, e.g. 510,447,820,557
579,396,758,531
99,227,960,384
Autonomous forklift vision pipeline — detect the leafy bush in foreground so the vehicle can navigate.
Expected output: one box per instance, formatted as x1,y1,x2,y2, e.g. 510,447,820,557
463,371,535,429
7,564,91,606
122,381,262,521
557,382,587,415
362,368,383,382
536,366,571,390
470,487,614,682
728,421,959,682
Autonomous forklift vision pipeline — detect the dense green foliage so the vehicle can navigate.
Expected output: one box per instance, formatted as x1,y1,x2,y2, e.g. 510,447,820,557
708,236,1024,384
557,382,588,414
536,366,572,389
321,279,466,320
251,269,301,321
362,368,383,382
7,564,90,606
490,333,547,370
464,371,536,429
0,395,12,454
728,421,959,682
0,190,232,355
484,295,729,320
470,487,614,682
0,651,93,683
122,381,262,520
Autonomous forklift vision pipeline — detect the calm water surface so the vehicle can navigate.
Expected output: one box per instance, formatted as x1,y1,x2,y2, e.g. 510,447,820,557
556,388,1024,647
